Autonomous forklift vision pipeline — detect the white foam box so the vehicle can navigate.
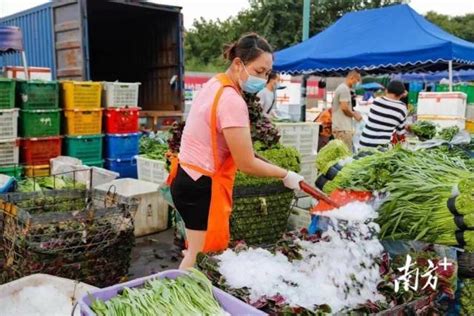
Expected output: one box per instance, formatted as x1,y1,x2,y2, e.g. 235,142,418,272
416,116,466,129
417,92,467,117
1,66,52,81
95,178,168,236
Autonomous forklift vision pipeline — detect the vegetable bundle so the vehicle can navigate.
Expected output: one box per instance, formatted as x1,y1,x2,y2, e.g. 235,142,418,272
139,134,168,161
460,278,474,316
411,120,437,141
315,139,351,174
0,190,135,287
91,269,226,316
17,176,86,192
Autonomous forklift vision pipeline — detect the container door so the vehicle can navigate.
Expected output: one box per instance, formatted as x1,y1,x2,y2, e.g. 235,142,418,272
52,0,89,80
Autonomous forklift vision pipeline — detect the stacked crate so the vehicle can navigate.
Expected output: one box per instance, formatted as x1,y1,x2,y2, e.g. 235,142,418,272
0,78,20,177
62,81,104,167
18,80,61,177
102,82,141,178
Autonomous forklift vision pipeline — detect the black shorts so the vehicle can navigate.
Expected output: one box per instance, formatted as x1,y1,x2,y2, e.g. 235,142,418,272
170,165,212,231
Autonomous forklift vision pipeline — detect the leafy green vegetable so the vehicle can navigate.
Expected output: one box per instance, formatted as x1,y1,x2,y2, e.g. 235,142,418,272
235,142,300,187
91,269,225,316
438,126,460,141
410,120,437,141
460,278,474,316
315,139,351,174
323,146,474,250
17,176,86,193
139,135,168,161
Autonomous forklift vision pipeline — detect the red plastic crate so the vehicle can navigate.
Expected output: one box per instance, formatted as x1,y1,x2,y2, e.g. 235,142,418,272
104,107,140,133
20,137,62,165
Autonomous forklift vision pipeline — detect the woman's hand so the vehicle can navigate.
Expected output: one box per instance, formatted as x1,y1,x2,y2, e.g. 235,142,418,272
282,171,304,190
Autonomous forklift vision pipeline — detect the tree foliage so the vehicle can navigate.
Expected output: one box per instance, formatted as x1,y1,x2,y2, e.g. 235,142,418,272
184,1,474,72
425,11,474,43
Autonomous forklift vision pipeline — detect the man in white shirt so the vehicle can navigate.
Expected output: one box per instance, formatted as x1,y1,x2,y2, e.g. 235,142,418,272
332,70,363,150
257,72,280,118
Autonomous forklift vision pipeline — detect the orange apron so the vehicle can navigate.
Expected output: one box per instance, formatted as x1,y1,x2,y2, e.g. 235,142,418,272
166,73,238,252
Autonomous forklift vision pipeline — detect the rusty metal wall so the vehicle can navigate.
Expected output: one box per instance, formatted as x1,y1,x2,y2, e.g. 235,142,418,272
0,3,55,73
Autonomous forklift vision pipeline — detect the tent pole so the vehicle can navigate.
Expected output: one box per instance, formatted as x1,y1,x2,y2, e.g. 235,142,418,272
300,0,311,122
448,60,453,92
21,51,29,80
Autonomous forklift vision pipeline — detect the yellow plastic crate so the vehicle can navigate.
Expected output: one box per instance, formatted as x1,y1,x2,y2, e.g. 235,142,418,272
61,81,102,109
64,109,103,135
467,120,474,133
24,165,50,177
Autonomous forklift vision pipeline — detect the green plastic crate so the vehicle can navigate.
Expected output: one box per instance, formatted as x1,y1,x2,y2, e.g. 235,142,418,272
0,165,23,178
0,78,16,109
436,84,474,103
19,109,61,137
435,84,450,92
83,159,104,168
17,80,59,109
64,135,103,162
408,91,419,106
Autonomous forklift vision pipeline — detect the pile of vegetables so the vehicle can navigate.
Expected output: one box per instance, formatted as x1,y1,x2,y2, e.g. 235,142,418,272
139,133,168,161
322,146,474,251
411,121,437,141
439,126,460,142
91,269,226,316
315,139,351,174
460,278,474,316
1,190,135,287
245,93,281,148
17,176,86,192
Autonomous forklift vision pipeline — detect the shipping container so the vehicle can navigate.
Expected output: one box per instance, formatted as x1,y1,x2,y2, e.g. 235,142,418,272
0,0,184,124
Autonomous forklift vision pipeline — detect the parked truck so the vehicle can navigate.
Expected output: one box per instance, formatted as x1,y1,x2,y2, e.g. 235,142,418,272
0,0,184,130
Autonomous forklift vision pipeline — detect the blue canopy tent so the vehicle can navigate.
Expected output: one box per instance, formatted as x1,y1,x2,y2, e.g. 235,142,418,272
0,26,29,79
392,69,474,82
274,4,474,81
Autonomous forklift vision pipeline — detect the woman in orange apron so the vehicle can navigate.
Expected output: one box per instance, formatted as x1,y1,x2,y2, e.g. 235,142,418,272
167,33,304,269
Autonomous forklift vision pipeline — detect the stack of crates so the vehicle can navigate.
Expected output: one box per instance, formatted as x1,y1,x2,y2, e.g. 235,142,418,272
62,81,104,167
102,82,141,178
18,80,62,177
0,78,21,178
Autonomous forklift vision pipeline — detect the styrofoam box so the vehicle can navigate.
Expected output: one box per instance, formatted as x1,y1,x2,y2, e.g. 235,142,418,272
136,155,168,185
416,116,466,129
95,178,168,237
50,156,119,189
467,105,474,120
288,206,311,230
275,122,320,156
417,92,467,117
0,274,98,316
300,155,317,184
2,66,52,81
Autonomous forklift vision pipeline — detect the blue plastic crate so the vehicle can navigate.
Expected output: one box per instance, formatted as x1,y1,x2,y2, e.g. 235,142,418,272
104,132,141,159
105,158,137,178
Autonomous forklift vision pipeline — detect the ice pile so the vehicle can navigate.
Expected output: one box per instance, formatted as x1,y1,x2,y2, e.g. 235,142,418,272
0,284,78,316
216,202,386,313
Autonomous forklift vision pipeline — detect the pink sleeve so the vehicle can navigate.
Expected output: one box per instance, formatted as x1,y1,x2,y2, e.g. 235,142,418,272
216,88,250,132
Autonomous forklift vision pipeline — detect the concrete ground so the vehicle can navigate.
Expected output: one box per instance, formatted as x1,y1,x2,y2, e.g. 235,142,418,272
128,229,182,279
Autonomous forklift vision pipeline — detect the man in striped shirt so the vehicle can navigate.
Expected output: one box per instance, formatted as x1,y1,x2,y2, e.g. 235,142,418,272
359,80,408,148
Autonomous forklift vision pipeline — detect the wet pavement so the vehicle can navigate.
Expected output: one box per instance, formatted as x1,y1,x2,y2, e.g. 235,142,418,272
128,229,182,279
